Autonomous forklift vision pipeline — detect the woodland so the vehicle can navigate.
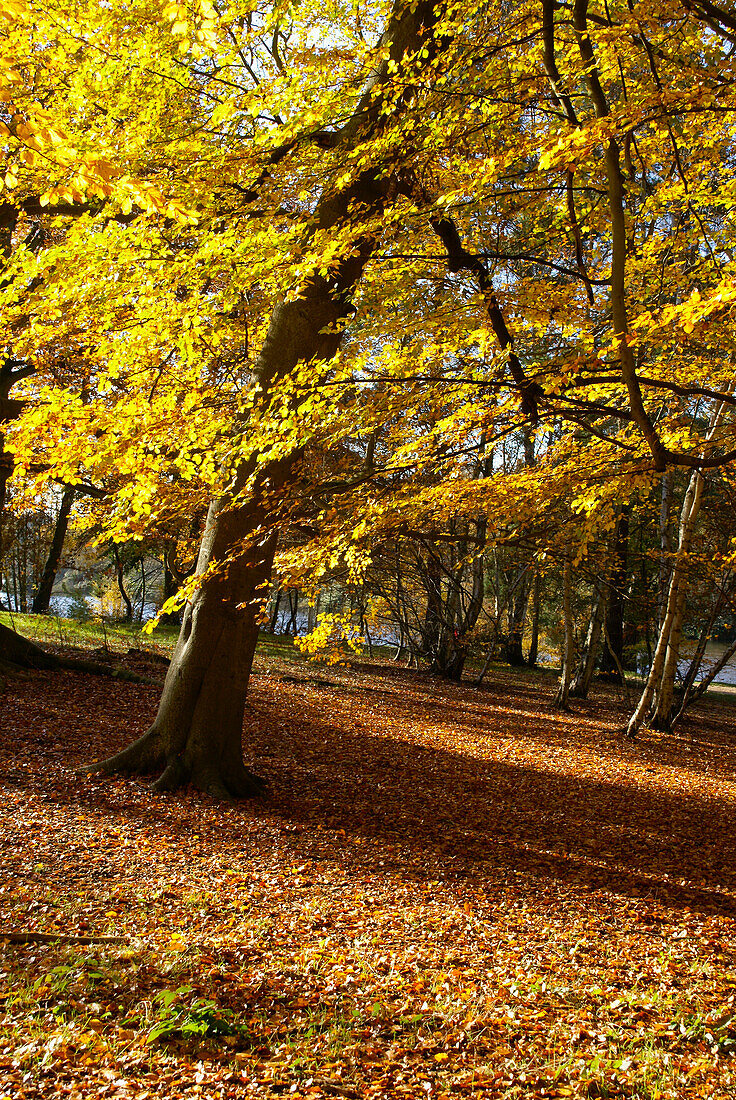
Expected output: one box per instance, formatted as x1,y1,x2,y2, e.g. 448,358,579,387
2,0,736,1095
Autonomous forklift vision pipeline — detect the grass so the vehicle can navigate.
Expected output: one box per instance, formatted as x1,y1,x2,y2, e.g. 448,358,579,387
0,611,304,665
0,610,181,658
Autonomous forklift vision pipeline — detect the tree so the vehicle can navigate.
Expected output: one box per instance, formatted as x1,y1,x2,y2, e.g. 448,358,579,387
5,0,736,768
72,0,455,795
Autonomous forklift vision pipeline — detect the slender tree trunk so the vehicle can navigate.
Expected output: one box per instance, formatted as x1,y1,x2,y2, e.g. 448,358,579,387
113,545,133,622
570,593,604,697
32,485,75,614
599,508,629,680
554,551,574,709
159,548,185,625
286,589,300,634
671,632,736,731
626,468,705,737
138,557,146,623
0,444,11,562
269,585,283,633
528,570,541,667
422,549,443,663
677,579,733,707
307,591,320,633
650,473,704,730
658,468,674,630
506,567,530,666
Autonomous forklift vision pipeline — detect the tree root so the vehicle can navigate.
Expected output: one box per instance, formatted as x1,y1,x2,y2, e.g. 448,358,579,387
0,622,57,669
58,656,158,685
0,624,159,685
78,726,166,779
82,726,267,800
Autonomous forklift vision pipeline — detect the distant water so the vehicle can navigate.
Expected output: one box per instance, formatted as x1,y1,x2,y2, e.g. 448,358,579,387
677,641,736,687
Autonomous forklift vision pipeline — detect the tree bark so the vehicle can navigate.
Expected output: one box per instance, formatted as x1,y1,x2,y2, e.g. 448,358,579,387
599,508,629,680
626,467,705,736
84,0,448,795
113,544,133,622
0,620,58,669
528,570,541,667
32,485,75,614
554,550,574,709
268,585,283,633
570,592,604,697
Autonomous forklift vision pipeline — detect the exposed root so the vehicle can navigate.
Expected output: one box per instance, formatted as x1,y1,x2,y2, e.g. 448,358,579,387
58,656,158,684
152,757,188,792
225,762,268,798
82,728,266,801
0,622,57,670
78,725,166,778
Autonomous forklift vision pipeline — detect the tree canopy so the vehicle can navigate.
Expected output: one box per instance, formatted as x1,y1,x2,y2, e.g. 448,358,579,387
3,0,736,786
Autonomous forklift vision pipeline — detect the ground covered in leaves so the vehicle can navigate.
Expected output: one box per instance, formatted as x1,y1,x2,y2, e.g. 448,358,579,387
1,636,735,1099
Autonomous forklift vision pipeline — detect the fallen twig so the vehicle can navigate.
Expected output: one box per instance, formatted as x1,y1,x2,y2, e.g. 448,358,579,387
2,931,128,945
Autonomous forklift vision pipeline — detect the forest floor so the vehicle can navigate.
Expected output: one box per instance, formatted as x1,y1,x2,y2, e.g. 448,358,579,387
1,627,735,1099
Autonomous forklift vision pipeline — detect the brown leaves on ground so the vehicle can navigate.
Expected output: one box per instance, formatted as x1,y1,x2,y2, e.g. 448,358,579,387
0,652,735,1099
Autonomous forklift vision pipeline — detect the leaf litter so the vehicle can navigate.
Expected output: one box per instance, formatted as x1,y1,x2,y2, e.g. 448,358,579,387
0,650,735,1098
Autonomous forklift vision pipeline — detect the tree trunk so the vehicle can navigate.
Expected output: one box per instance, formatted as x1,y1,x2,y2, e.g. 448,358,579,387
0,620,58,670
159,547,185,626
286,588,300,634
81,0,447,797
307,591,321,633
138,557,146,623
113,544,133,622
528,570,541,667
599,508,629,680
269,585,283,633
506,567,530,666
32,485,75,614
658,468,674,630
570,592,604,697
0,445,11,561
626,467,705,737
422,549,443,663
649,471,705,730
554,551,574,709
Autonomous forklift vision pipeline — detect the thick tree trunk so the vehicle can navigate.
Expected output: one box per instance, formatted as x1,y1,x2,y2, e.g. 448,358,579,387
32,485,75,614
85,489,279,796
0,620,58,669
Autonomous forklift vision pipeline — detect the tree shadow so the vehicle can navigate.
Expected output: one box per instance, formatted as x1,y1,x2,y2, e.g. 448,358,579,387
245,669,736,917
2,666,736,919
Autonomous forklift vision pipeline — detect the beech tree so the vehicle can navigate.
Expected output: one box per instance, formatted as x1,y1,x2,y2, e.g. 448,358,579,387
4,0,736,778
51,0,456,795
